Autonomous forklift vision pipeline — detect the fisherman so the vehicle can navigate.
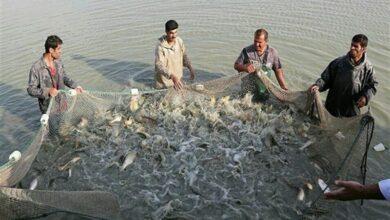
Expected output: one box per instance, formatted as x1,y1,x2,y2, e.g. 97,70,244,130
309,34,378,117
27,35,83,114
234,28,288,101
154,20,196,90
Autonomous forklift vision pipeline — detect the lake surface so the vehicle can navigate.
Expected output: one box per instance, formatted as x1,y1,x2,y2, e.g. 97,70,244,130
1,0,389,219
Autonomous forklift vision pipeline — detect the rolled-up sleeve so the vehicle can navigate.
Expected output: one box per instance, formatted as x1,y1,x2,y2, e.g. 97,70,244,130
379,179,390,201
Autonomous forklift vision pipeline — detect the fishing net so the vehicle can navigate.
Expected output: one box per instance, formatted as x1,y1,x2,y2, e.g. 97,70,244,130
0,70,374,219
256,69,375,218
0,188,120,220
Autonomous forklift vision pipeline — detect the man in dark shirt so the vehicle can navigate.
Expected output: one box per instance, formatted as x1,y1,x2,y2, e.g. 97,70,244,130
309,34,378,117
27,35,83,114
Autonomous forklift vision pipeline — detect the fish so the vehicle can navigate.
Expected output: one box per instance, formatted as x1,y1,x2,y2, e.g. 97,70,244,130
77,117,88,128
220,96,230,105
297,187,305,201
209,96,216,107
335,131,345,140
318,178,330,193
299,140,315,151
136,127,151,139
311,162,323,173
120,151,137,171
109,114,122,124
124,117,133,128
68,168,72,178
158,152,166,164
58,156,81,171
130,97,139,112
29,177,38,190
305,182,313,190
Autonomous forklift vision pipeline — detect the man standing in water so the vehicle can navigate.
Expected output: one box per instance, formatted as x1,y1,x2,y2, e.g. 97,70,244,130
154,20,195,90
27,35,83,114
234,29,288,101
309,34,378,117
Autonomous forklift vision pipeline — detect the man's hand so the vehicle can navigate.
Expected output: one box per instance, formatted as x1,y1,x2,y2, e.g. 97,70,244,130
170,74,183,90
281,85,288,91
309,85,319,94
325,180,384,201
357,96,367,108
324,180,365,201
245,64,256,73
49,87,58,97
75,86,84,94
189,69,195,81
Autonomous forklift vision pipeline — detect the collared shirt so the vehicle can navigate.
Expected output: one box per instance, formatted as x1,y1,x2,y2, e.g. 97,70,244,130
234,44,282,100
27,56,77,113
379,179,390,201
154,36,191,89
234,44,282,72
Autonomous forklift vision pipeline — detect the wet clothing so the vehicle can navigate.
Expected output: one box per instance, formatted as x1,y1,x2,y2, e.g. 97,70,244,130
315,53,377,117
27,57,78,114
235,45,282,101
379,179,390,201
154,36,191,89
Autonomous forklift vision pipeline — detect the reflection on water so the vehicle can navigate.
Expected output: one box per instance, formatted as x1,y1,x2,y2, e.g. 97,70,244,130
1,0,389,219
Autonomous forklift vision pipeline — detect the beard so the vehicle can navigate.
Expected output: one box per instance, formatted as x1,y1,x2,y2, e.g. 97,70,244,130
349,50,357,58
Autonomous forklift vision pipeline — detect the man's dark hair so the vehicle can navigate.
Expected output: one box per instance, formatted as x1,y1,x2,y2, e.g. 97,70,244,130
352,34,368,48
165,20,179,32
45,35,63,53
254,29,268,41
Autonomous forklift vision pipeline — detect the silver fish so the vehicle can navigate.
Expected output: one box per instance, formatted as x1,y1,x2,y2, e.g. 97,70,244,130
297,187,305,201
299,140,315,151
58,156,81,171
305,182,313,190
335,131,345,140
109,114,122,124
29,177,38,190
318,178,330,193
120,151,137,171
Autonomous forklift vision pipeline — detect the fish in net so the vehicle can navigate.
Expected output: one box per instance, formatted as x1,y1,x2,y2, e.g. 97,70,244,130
0,71,374,219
